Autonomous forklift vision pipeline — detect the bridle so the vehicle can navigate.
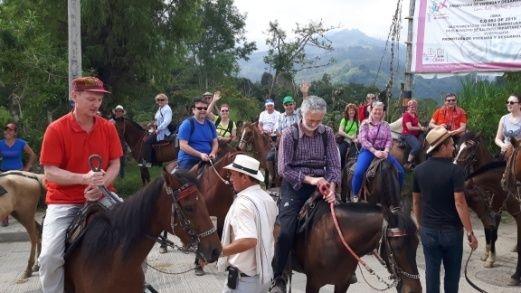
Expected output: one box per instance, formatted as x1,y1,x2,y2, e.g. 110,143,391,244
454,140,479,175
238,126,254,151
379,208,421,282
154,178,217,259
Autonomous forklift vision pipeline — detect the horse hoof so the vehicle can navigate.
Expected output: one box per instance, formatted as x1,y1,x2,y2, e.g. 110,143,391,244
508,278,521,286
32,264,39,272
484,261,494,268
16,277,28,284
480,253,488,261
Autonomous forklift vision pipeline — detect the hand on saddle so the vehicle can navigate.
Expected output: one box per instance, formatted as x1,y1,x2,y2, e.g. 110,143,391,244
82,170,106,186
374,150,388,159
84,185,103,201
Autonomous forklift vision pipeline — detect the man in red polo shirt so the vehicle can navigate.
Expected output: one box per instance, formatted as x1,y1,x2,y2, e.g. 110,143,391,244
38,76,122,293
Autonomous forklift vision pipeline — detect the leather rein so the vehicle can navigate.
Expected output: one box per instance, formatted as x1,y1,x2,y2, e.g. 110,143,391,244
330,203,419,291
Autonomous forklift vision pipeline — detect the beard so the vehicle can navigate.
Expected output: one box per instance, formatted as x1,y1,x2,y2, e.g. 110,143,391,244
302,121,320,132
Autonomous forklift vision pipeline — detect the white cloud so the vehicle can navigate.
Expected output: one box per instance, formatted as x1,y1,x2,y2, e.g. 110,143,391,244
234,0,410,49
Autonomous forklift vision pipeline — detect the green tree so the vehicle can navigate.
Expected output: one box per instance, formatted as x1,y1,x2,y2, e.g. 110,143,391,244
263,20,334,97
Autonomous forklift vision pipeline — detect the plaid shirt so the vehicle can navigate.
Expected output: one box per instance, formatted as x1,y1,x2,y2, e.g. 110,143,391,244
278,123,341,190
276,111,301,133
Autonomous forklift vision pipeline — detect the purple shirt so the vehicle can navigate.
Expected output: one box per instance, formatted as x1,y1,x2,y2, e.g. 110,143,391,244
278,123,341,190
358,119,392,151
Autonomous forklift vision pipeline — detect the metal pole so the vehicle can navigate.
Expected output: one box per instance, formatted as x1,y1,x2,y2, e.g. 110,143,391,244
68,0,82,100
404,0,416,93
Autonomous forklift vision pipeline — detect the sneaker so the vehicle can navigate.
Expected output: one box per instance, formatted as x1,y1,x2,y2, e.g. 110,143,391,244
269,277,286,293
350,195,359,203
145,162,152,168
194,264,205,276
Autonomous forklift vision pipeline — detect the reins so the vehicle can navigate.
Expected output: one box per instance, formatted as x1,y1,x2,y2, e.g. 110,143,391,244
329,203,398,290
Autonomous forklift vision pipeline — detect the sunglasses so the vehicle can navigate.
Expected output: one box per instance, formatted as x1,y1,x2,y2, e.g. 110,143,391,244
156,98,166,102
195,106,208,111
506,101,519,105
221,109,229,112
445,99,456,102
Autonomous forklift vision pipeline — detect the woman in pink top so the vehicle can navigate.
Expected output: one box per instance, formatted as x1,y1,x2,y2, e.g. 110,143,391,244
350,102,404,202
401,99,427,170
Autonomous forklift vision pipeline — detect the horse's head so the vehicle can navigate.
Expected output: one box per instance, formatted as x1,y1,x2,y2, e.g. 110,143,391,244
237,122,255,150
163,168,222,263
453,132,482,173
366,159,401,212
380,213,422,293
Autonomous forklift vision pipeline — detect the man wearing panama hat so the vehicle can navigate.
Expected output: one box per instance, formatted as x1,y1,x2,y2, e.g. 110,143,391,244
412,126,477,293
214,154,278,292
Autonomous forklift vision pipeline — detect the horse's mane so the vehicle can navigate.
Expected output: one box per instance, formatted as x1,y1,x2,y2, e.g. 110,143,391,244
82,177,165,264
125,117,145,131
461,131,480,142
468,160,506,179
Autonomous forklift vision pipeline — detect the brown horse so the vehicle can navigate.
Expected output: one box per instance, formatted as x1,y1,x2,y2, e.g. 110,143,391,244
292,159,421,292
454,132,521,285
0,171,45,282
113,117,178,185
237,122,277,187
64,168,222,292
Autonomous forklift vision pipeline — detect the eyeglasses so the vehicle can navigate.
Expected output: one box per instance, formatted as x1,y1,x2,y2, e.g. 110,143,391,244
506,101,519,105
221,109,229,112
4,128,15,131
195,106,208,111
156,98,166,102
445,99,456,102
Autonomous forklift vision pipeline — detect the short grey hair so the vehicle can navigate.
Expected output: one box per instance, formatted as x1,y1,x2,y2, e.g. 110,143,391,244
301,96,327,115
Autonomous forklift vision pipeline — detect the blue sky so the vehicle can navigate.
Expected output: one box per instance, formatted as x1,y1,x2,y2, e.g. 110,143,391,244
234,0,410,49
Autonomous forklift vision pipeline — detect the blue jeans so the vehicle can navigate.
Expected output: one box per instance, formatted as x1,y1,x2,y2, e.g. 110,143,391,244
403,134,424,157
420,226,463,293
177,158,199,170
351,148,404,195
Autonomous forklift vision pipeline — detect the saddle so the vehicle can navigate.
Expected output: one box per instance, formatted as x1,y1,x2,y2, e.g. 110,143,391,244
347,158,385,200
296,192,325,235
151,136,178,162
64,202,105,259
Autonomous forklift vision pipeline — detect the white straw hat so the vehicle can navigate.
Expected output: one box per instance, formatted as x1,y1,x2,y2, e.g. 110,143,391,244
223,154,265,182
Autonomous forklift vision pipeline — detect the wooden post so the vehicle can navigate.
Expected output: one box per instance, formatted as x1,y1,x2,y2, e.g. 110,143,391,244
404,0,416,94
68,0,82,100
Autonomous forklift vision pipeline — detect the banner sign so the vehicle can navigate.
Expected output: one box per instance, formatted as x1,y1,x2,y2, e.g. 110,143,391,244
412,0,521,73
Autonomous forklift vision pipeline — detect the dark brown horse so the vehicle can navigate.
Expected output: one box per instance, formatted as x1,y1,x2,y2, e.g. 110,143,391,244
237,122,277,187
64,169,222,292
113,117,178,185
454,132,521,285
0,171,45,282
293,159,421,292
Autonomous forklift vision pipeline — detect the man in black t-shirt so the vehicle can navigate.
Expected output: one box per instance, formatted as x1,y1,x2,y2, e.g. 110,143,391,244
413,126,478,293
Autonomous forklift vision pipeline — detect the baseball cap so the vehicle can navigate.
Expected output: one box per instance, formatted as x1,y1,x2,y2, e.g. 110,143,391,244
72,76,111,94
265,99,275,106
282,96,295,105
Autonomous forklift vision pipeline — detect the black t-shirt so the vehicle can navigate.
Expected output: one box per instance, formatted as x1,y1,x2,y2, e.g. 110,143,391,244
413,157,466,229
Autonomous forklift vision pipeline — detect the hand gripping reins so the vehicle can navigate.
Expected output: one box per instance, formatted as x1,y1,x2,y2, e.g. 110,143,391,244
329,202,397,290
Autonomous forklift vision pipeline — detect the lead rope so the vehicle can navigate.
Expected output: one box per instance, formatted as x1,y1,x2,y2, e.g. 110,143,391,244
209,159,230,185
464,249,489,293
330,203,397,290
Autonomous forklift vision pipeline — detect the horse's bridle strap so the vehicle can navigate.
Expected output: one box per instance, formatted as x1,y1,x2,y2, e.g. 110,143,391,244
386,228,407,238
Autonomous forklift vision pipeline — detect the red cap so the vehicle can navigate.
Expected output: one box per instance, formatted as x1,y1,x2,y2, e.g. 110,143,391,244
72,77,111,94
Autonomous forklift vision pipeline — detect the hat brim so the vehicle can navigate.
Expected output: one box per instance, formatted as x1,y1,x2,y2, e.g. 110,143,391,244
84,89,111,94
224,163,265,182
426,132,452,154
112,109,126,115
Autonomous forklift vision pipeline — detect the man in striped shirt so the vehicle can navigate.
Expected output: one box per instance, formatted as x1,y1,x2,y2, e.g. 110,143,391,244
270,96,341,293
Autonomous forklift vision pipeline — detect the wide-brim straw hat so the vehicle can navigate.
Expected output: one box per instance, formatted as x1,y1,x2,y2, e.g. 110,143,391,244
224,154,265,182
426,126,452,154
